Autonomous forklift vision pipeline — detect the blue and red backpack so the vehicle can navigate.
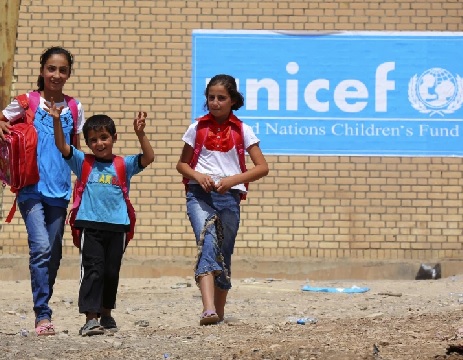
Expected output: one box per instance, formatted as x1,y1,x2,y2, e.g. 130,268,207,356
69,154,136,249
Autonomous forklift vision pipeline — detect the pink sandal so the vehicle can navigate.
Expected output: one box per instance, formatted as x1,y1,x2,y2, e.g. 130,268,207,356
35,322,55,336
199,310,220,326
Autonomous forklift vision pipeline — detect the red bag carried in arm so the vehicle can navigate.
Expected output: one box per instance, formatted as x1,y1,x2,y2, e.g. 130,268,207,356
1,91,79,222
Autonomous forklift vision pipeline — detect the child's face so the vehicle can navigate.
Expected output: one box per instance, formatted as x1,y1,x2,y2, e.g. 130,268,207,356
86,128,117,160
40,54,71,93
207,84,235,122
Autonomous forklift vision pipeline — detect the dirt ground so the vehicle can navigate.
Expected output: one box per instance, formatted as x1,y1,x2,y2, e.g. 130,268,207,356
2,258,463,360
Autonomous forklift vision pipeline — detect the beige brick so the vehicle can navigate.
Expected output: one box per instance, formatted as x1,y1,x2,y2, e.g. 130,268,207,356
2,0,462,261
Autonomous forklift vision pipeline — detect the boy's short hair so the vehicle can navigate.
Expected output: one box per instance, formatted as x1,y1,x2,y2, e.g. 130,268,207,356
83,114,117,144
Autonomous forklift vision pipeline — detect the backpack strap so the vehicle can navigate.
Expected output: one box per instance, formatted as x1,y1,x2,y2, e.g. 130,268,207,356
5,198,17,223
16,94,29,110
189,117,210,170
14,91,40,125
68,154,95,223
230,120,248,200
113,155,136,243
80,154,95,192
67,154,94,248
64,95,79,147
28,91,41,115
231,121,247,175
182,116,210,187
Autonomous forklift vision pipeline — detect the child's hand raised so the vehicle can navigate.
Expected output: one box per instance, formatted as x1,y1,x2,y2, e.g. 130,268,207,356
134,111,147,135
134,111,155,167
44,98,64,121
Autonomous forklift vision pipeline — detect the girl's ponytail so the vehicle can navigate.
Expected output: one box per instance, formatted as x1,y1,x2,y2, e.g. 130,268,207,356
37,75,45,91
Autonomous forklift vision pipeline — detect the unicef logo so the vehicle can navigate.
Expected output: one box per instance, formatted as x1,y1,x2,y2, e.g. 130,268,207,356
408,68,463,116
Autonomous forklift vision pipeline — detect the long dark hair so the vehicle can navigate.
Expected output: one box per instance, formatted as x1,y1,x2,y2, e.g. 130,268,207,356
37,46,74,91
203,74,244,111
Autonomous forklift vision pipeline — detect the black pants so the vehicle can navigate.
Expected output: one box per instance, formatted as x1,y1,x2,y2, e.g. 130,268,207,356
78,228,125,314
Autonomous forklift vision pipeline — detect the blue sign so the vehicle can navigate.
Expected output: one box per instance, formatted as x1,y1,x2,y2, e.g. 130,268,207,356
192,30,463,156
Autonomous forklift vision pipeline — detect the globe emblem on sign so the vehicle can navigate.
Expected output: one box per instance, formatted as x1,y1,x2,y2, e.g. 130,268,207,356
417,68,456,108
408,68,463,116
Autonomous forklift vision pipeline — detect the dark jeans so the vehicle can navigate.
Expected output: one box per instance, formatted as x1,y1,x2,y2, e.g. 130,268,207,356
78,228,125,314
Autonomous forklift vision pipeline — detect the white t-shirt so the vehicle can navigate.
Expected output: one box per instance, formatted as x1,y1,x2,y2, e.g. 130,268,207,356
2,93,85,133
182,120,259,193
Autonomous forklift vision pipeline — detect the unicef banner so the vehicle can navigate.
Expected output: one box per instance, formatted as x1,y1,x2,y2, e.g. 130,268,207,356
192,30,463,156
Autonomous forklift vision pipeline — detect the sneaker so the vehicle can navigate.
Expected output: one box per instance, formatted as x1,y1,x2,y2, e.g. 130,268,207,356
79,319,104,336
100,316,118,332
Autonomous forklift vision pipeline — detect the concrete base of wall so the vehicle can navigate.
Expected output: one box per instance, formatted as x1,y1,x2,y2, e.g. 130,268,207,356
1,254,462,281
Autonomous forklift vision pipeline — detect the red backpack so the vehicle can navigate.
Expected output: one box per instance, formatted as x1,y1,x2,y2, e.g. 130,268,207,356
69,154,136,249
3,91,78,223
182,113,248,200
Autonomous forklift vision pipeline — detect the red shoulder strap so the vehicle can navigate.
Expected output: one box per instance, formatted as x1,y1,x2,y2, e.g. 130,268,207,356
16,94,29,110
15,91,40,124
81,154,95,184
113,156,136,242
28,91,40,114
5,197,17,223
190,117,210,170
66,154,95,229
113,156,127,193
64,95,79,146
71,154,95,210
182,117,210,186
230,119,248,200
231,121,247,175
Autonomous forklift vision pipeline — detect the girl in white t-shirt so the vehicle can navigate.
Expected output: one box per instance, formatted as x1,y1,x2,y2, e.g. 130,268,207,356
177,74,269,325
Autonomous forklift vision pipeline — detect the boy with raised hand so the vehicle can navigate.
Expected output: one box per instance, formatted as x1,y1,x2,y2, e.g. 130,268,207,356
47,101,155,335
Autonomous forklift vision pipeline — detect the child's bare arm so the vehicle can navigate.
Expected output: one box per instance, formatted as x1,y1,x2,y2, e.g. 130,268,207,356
134,111,155,168
215,143,269,194
46,98,71,157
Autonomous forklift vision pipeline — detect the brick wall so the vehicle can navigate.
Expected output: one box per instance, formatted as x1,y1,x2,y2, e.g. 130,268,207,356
1,0,463,260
